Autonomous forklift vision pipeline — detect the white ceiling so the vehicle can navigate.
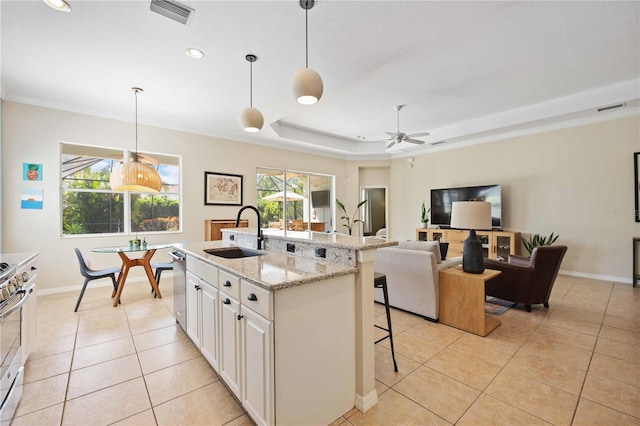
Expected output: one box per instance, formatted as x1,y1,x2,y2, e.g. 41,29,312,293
2,0,639,159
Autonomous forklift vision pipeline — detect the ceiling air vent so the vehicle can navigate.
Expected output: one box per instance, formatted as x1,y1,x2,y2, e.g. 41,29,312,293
597,102,626,113
150,0,195,25
430,141,445,146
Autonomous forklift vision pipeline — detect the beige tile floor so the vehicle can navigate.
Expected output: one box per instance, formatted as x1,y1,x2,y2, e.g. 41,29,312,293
12,274,640,425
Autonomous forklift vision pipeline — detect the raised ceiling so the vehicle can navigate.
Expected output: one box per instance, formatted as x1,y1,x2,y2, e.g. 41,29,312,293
1,0,638,159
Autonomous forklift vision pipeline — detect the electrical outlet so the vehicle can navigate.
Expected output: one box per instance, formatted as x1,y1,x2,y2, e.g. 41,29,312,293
568,255,579,262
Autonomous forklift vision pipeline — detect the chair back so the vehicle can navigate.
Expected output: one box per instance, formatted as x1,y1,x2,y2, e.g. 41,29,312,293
529,245,567,303
74,248,92,278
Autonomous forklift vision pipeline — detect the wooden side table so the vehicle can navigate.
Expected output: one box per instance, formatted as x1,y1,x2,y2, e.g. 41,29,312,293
439,267,502,336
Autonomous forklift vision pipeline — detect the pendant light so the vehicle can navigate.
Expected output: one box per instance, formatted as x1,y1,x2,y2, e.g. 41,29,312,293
109,88,162,193
291,0,323,105
239,54,264,132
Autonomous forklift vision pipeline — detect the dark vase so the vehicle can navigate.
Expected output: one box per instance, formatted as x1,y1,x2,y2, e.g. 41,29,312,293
439,242,449,260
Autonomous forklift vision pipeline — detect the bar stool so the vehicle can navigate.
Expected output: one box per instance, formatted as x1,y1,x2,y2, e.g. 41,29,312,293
374,272,398,372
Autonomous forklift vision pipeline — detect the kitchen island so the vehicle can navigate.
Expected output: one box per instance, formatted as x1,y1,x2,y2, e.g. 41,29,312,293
176,230,396,426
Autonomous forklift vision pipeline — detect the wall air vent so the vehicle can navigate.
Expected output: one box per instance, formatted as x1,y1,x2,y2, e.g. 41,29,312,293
150,0,195,25
597,102,626,113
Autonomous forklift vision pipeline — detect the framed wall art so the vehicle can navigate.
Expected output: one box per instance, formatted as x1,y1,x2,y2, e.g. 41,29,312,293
205,172,243,206
635,152,639,222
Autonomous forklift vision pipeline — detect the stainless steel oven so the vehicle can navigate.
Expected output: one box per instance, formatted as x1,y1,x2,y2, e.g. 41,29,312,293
0,263,27,426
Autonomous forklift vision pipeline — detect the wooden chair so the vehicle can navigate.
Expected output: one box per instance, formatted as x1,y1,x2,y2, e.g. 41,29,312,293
74,248,121,312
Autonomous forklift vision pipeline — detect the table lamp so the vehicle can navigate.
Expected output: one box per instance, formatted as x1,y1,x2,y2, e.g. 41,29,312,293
450,201,492,274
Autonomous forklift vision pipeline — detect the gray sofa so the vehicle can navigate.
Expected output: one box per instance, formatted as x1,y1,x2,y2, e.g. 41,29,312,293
374,240,462,321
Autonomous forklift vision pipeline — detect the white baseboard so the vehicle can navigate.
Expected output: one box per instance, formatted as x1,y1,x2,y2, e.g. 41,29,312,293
354,389,378,412
37,276,154,296
559,269,633,285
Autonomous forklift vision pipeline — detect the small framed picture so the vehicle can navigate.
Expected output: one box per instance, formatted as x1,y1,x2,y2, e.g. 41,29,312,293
205,172,243,206
635,152,639,222
23,163,43,181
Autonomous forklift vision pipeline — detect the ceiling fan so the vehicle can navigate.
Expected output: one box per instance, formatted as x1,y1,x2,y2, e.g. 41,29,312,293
376,105,430,149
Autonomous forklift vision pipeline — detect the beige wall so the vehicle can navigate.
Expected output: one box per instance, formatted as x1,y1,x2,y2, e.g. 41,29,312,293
389,115,640,281
2,100,637,291
1,101,348,291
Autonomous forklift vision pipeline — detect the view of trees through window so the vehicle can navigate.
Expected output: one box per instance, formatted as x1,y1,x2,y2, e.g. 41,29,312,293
61,143,181,236
256,168,334,232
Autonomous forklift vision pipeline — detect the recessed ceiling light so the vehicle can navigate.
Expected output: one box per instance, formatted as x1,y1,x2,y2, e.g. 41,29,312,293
43,0,71,12
185,48,204,59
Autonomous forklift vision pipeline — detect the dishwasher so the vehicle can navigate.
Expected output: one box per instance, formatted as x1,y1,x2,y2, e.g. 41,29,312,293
169,250,187,331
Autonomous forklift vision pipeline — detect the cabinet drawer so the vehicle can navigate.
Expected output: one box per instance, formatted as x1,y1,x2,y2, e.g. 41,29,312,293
241,280,273,320
187,257,218,286
445,230,467,244
219,270,241,300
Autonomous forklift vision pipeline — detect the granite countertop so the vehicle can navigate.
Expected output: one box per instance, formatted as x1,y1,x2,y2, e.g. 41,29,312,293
175,241,359,291
222,227,397,250
0,252,38,267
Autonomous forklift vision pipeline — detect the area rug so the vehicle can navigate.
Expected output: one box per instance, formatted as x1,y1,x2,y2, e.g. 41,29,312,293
485,297,516,315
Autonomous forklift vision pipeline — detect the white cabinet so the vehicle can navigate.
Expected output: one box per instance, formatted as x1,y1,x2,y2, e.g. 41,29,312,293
186,260,220,372
200,282,219,370
185,271,202,348
241,305,273,426
219,290,242,398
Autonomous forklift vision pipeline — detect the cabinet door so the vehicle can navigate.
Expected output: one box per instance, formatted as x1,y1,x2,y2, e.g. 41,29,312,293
200,282,219,372
186,271,201,347
21,281,37,363
241,307,274,426
476,231,491,259
492,231,520,261
219,293,242,398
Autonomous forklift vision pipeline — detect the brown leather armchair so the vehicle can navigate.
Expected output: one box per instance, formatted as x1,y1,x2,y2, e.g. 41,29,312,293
484,245,567,312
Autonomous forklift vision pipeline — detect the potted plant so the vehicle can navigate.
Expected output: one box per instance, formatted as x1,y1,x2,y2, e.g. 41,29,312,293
522,232,559,255
421,201,430,228
336,199,367,235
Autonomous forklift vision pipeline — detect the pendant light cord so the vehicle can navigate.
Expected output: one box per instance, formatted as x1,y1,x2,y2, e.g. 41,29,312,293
250,60,253,108
305,5,309,68
134,89,139,161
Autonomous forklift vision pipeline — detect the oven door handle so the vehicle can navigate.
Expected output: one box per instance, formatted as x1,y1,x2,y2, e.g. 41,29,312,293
2,289,28,316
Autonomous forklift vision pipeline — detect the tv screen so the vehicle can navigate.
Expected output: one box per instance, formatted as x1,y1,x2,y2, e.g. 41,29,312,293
311,190,330,208
430,184,502,229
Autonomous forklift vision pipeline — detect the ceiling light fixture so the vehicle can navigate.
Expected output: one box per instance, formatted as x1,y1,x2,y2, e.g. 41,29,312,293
291,0,323,105
185,48,204,59
43,0,71,12
239,54,264,133
110,88,162,193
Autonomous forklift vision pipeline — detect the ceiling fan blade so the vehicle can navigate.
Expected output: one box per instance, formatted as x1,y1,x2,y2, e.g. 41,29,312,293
405,138,426,145
386,140,396,149
407,131,431,138
384,132,397,137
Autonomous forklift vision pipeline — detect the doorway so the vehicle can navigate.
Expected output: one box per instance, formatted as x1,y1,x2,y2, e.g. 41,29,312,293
361,186,387,237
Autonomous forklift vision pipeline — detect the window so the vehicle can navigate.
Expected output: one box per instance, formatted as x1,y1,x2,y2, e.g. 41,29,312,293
257,168,334,232
61,142,181,236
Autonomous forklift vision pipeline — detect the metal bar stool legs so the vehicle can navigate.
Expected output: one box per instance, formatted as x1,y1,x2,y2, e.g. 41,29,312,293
374,272,398,372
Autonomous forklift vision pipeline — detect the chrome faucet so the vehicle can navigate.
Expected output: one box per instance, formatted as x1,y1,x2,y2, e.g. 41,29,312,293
235,205,264,250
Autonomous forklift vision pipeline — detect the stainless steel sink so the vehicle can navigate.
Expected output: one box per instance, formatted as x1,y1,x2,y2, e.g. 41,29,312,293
204,247,265,259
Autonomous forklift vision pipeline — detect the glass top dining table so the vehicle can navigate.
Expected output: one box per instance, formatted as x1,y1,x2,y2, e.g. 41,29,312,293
92,243,173,307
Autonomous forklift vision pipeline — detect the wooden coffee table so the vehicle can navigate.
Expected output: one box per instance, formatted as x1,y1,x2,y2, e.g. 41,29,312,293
439,267,502,336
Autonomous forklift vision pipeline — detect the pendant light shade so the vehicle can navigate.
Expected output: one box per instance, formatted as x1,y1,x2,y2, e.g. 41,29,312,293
110,87,162,193
240,107,264,132
240,54,264,132
292,68,323,105
110,161,162,192
292,0,323,105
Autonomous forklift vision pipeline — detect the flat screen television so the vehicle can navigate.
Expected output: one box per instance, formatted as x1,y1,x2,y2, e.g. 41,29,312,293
430,184,502,229
311,190,331,208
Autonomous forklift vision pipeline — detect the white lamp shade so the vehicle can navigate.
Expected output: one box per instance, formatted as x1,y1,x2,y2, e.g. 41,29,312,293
292,68,323,105
110,162,162,192
239,107,264,132
450,201,492,230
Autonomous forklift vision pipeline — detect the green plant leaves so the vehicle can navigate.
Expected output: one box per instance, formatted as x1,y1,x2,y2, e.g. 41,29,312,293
522,232,559,254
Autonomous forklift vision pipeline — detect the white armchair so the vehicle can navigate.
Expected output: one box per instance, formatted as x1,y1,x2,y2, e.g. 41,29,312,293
374,241,461,321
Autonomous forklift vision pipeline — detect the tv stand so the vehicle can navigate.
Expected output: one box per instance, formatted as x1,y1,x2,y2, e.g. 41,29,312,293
416,228,521,260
